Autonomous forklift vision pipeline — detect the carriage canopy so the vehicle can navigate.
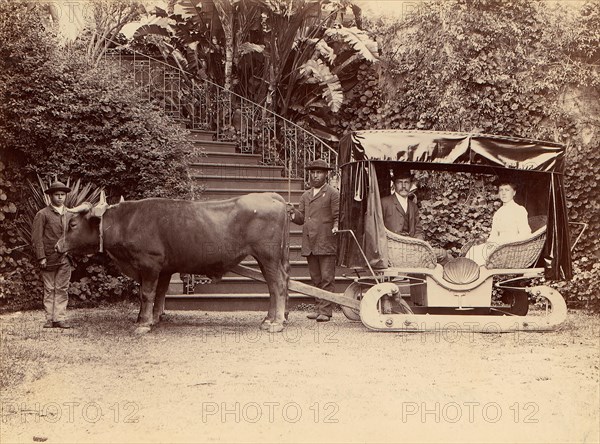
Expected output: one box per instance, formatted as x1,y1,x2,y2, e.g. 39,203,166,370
337,130,572,280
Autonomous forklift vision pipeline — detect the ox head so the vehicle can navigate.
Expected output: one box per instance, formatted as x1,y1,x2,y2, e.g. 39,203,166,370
56,191,110,254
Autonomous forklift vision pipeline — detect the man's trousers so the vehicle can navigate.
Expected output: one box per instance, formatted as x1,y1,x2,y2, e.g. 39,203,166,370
306,254,336,317
41,262,71,322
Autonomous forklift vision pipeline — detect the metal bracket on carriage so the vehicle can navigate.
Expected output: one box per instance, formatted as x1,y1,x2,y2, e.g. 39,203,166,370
193,275,212,285
183,274,213,294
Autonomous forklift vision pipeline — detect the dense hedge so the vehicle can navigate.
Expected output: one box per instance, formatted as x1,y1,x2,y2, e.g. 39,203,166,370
0,3,193,310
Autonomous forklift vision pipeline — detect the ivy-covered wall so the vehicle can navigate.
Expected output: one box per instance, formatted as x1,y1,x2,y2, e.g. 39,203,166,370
336,0,599,308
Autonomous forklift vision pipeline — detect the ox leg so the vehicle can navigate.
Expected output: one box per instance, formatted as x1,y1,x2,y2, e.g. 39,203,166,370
135,275,159,335
257,259,289,333
152,273,172,324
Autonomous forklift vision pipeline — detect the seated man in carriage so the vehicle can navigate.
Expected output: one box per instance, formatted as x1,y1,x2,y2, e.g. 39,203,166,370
381,170,452,266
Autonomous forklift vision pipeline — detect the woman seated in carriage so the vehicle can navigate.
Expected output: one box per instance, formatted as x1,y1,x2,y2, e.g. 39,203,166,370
465,180,532,266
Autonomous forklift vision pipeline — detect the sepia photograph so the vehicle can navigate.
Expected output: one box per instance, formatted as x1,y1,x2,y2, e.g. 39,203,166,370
1,0,598,443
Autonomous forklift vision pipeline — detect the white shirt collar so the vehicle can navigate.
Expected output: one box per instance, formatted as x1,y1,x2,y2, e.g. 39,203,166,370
313,185,325,196
51,204,65,215
394,192,408,211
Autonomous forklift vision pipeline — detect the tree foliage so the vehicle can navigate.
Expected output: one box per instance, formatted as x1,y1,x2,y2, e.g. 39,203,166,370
0,1,192,308
129,0,379,140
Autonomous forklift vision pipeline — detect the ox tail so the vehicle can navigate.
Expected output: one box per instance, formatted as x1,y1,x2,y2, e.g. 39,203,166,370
279,194,291,314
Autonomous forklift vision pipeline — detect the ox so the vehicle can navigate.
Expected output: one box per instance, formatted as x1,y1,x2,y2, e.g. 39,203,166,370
57,193,290,334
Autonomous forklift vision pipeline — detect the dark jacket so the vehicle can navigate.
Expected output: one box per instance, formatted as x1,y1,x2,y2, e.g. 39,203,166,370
32,205,72,269
380,194,424,240
292,184,340,256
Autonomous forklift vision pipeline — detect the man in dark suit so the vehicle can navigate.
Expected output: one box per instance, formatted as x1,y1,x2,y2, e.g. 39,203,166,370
380,171,451,314
288,159,339,322
381,170,451,263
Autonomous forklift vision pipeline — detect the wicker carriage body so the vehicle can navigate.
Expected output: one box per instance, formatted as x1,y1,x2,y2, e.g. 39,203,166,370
385,229,437,269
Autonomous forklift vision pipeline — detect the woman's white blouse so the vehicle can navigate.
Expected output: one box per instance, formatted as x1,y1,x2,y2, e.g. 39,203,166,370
466,200,532,265
487,200,531,243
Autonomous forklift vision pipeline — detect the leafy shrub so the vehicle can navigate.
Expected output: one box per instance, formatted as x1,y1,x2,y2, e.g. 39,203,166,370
417,172,497,256
0,2,190,311
553,258,600,311
67,257,139,306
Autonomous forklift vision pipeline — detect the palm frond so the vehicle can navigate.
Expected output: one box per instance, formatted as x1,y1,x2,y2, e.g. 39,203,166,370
15,176,102,250
238,42,265,56
306,38,336,64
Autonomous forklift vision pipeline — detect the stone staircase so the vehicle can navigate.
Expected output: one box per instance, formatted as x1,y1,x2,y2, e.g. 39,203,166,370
165,129,353,311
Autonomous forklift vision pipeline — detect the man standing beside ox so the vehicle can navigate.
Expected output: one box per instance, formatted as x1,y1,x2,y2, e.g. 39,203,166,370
32,181,74,329
287,160,339,322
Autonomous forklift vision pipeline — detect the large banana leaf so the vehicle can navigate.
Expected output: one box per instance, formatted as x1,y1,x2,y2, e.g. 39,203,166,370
299,59,343,112
324,26,378,62
133,19,173,39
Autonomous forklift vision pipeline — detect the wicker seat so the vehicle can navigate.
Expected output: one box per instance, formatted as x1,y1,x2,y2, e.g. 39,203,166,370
461,216,548,269
386,229,437,269
485,225,546,269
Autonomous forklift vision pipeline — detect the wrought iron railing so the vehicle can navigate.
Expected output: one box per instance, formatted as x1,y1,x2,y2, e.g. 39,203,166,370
102,48,338,182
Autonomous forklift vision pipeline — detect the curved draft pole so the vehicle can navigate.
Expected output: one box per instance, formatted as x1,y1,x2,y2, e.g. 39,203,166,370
569,222,588,251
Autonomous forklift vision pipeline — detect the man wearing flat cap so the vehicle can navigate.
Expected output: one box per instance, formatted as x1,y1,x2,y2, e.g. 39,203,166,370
287,159,340,322
32,181,74,329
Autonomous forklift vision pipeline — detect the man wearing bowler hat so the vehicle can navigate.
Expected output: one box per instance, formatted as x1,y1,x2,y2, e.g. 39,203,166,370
381,170,452,264
32,181,74,328
287,159,339,322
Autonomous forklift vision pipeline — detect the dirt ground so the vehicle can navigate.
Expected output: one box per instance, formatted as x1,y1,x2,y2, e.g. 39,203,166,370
1,304,599,444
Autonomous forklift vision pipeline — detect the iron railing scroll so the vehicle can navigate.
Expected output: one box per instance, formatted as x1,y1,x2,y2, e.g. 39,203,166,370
102,48,338,184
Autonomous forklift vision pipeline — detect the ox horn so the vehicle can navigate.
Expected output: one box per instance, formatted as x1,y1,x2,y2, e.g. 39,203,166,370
90,190,109,218
67,202,93,213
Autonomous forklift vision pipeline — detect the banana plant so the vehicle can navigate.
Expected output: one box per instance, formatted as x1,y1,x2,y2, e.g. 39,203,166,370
129,0,378,139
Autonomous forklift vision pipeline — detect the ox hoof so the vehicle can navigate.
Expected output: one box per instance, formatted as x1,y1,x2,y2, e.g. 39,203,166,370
268,323,285,333
260,319,272,331
134,326,152,335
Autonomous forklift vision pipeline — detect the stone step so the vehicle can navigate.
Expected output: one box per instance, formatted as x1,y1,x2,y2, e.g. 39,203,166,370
171,118,190,130
171,261,348,281
192,151,262,165
186,275,354,295
165,293,316,311
192,140,237,153
199,188,305,201
194,175,305,191
188,130,216,141
189,163,285,179
231,260,350,279
289,245,303,260
289,231,302,246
